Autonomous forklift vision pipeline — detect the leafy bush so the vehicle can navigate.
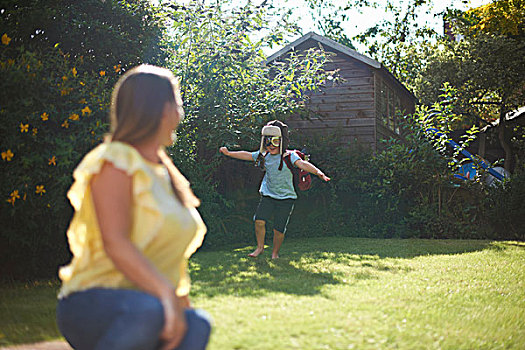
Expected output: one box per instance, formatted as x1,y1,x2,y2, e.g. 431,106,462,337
1,0,166,71
0,45,114,278
484,164,525,240
0,0,167,279
278,95,506,240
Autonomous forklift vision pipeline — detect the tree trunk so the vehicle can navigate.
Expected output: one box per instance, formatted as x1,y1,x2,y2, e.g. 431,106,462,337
498,103,514,172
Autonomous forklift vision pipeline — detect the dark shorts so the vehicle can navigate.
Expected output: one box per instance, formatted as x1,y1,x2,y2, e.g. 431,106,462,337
253,195,295,234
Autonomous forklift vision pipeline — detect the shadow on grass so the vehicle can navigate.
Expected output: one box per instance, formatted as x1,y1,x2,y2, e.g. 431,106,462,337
0,237,511,346
189,249,341,298
190,237,493,298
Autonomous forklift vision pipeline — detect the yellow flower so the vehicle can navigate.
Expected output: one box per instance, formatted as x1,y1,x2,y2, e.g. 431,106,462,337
62,120,69,128
6,190,20,206
79,81,85,86
114,64,121,73
62,75,68,81
41,112,49,121
2,34,11,45
10,190,20,200
48,156,56,166
35,185,46,196
79,98,87,104
69,113,79,121
72,67,77,77
99,70,106,76
32,127,38,136
1,149,14,161
20,123,29,133
81,106,92,116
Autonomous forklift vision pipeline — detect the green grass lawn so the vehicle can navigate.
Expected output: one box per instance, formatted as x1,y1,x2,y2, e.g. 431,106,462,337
1,237,524,349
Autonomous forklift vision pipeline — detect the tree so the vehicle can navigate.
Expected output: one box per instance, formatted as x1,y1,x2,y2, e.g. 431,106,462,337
416,1,525,171
468,0,525,38
163,1,334,161
304,0,439,92
0,0,168,279
0,0,167,71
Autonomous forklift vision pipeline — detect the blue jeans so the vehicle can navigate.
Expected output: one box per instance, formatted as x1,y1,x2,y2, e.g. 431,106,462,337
56,288,211,350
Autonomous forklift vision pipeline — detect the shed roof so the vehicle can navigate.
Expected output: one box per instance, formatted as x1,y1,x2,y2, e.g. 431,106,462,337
266,32,416,101
266,31,381,68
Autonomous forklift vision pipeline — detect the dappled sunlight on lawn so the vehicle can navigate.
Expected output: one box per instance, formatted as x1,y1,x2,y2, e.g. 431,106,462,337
1,238,523,349
190,237,495,299
189,248,341,297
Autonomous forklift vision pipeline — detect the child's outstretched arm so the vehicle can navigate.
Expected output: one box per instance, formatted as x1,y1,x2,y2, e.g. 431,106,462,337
219,147,254,161
294,159,331,182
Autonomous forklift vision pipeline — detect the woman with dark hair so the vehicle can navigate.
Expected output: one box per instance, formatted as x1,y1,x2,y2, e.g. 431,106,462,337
56,65,211,350
219,120,330,259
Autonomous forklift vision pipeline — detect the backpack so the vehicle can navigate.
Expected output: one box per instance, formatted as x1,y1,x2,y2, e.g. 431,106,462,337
283,150,312,191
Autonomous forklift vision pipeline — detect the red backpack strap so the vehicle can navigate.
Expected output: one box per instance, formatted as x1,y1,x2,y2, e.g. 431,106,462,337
283,151,295,171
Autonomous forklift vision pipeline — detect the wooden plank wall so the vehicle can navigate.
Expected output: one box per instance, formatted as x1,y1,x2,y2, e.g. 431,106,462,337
374,74,396,145
374,71,417,148
284,40,377,150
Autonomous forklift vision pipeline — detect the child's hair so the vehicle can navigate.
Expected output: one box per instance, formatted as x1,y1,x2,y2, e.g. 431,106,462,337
256,120,290,171
109,64,199,208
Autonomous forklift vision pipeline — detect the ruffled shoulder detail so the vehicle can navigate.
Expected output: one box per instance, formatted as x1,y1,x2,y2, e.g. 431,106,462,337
67,141,162,249
68,141,152,209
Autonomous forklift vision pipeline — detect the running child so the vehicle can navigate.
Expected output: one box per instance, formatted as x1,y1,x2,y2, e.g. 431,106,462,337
219,120,330,259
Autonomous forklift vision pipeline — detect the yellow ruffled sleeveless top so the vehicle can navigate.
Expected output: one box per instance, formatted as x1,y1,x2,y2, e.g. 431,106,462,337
58,141,206,298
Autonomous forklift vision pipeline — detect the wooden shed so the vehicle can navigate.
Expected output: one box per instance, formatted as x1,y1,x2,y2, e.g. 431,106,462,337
266,32,417,150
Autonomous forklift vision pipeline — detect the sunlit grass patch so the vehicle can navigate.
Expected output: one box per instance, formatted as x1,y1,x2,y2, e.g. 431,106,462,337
191,238,524,349
1,238,523,349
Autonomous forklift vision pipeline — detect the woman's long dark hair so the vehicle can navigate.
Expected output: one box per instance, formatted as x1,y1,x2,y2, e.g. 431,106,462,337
109,65,199,208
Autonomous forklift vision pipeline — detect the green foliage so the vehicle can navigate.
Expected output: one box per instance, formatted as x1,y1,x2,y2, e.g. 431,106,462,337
484,164,525,240
2,0,522,283
413,84,481,173
0,0,167,70
0,0,167,279
414,7,525,171
283,89,491,239
466,0,525,38
415,32,525,114
164,1,334,154
282,86,523,240
0,45,113,278
304,0,374,49
351,0,437,86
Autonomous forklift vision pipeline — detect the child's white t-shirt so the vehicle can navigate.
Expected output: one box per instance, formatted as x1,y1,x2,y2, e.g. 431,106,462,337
251,151,301,200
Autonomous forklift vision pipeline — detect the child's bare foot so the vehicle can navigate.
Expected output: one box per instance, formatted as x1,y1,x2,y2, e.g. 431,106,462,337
271,253,279,259
248,248,264,257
